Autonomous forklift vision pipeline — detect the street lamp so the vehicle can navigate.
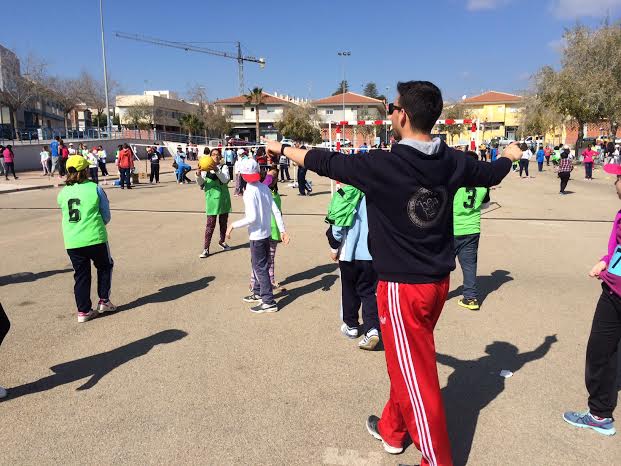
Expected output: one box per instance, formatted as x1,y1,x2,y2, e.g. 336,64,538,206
337,51,351,121
99,0,112,136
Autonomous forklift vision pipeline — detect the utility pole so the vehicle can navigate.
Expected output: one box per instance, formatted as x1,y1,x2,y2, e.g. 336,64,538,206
99,0,112,135
337,51,351,121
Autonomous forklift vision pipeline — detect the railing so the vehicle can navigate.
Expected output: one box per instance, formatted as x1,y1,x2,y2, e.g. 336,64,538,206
0,127,126,144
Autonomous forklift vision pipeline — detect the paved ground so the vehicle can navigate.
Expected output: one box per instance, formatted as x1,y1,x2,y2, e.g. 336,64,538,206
0,162,619,465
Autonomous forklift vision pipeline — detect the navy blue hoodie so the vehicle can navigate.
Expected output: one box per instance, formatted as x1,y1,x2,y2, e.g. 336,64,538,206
305,142,511,283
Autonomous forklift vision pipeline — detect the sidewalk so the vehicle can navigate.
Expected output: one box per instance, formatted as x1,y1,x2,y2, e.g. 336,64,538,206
0,161,196,194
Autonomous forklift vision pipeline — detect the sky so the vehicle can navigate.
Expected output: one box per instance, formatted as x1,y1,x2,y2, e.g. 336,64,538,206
2,0,621,103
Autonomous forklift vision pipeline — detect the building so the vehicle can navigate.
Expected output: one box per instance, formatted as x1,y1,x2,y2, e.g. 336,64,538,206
68,104,93,130
312,92,386,143
115,91,199,133
214,91,305,141
460,91,524,142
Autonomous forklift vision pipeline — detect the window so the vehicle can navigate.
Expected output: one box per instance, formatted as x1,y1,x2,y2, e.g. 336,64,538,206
326,109,334,115
250,107,255,112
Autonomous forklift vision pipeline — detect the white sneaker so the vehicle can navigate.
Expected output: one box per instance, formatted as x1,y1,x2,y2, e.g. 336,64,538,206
199,249,209,258
358,328,380,350
0,386,7,399
97,299,116,313
340,323,359,339
77,310,98,323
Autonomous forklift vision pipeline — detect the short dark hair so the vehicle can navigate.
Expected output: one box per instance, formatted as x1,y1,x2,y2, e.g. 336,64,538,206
465,150,478,161
396,81,443,133
203,147,211,155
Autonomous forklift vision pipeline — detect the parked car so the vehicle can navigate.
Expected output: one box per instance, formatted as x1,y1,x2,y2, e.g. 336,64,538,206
227,138,249,147
280,138,296,146
490,136,514,146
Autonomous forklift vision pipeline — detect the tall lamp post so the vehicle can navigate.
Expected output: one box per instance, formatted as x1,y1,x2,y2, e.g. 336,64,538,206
337,51,351,121
99,0,112,136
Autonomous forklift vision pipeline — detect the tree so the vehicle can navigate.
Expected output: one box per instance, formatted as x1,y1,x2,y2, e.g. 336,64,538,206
275,105,322,144
179,113,204,141
123,98,154,130
518,94,565,143
244,87,265,141
437,103,471,145
203,104,232,138
0,53,48,135
46,76,81,136
75,70,119,128
363,82,379,99
332,80,349,96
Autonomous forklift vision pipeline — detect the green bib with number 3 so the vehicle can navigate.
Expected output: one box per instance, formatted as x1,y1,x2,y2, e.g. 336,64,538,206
453,187,488,236
57,181,107,249
608,246,621,276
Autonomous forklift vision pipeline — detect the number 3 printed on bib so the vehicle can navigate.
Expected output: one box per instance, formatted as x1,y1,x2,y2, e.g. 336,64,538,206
68,198,81,223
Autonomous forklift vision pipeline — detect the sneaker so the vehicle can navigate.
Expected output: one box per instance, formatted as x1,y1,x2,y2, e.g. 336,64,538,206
358,328,380,350
77,310,98,323
199,249,209,258
458,298,480,311
218,242,231,251
97,299,116,313
0,386,6,399
250,302,279,313
366,415,403,454
563,410,616,436
340,323,359,339
243,294,262,303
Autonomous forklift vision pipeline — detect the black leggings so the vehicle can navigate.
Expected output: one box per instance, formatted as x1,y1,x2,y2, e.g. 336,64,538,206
559,172,570,193
519,159,529,177
4,161,16,178
150,163,160,183
586,285,621,418
0,303,10,349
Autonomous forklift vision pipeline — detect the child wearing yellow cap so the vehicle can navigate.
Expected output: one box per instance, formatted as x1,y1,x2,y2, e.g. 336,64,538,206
57,156,115,322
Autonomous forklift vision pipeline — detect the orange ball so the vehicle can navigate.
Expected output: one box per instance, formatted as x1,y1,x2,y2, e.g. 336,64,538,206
198,155,216,171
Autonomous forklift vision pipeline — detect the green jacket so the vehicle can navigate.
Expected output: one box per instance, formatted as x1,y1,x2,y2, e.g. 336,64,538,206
198,172,231,215
270,190,282,241
325,185,363,227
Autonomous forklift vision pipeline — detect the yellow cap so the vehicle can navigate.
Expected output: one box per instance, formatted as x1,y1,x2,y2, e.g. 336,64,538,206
198,155,216,172
66,155,90,172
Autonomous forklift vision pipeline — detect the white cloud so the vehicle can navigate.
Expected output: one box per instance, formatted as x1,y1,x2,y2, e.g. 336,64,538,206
550,0,621,18
547,38,566,53
467,0,508,10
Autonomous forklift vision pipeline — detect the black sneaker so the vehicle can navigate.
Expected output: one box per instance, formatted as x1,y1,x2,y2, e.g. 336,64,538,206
218,242,232,251
243,294,262,303
366,415,403,454
250,302,278,314
458,298,480,311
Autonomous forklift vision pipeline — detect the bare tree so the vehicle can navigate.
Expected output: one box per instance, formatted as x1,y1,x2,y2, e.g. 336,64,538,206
76,70,119,128
203,104,232,139
123,99,154,130
45,77,81,136
437,103,472,146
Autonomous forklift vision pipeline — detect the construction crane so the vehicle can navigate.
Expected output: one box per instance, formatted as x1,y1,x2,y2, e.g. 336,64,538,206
115,32,265,94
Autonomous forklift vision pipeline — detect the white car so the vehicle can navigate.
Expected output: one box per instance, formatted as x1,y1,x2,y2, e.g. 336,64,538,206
280,138,296,146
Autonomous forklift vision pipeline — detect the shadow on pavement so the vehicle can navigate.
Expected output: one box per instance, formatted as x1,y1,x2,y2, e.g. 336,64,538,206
112,276,214,313
275,274,338,310
447,269,513,304
280,263,338,287
6,329,187,400
0,268,72,286
438,335,557,466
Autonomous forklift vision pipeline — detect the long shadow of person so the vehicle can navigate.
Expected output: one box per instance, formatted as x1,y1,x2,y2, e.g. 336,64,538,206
0,268,73,286
111,276,214,314
275,274,338,310
6,329,187,401
280,263,339,287
438,335,557,466
447,269,513,304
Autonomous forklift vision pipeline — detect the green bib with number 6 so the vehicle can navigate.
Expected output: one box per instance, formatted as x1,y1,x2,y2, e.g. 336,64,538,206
57,181,107,249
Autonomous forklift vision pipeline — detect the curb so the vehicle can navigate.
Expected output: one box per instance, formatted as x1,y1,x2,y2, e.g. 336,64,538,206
0,184,58,194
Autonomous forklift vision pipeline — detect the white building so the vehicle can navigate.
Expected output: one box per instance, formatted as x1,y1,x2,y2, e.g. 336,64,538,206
115,91,199,132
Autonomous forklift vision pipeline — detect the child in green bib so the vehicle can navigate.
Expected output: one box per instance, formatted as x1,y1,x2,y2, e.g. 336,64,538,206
453,151,491,311
57,156,115,323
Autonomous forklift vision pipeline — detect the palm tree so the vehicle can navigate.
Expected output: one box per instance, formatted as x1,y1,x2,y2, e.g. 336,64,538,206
244,87,265,142
179,113,204,142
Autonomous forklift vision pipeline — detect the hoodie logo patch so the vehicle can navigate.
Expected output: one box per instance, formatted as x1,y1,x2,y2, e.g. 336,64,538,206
407,187,447,229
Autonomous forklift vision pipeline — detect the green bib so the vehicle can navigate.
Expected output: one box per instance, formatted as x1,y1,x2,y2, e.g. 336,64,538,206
453,187,488,236
325,185,363,227
203,176,232,215
57,181,108,249
270,190,282,242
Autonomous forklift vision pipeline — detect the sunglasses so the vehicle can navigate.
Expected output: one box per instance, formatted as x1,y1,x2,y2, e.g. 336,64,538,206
388,103,402,114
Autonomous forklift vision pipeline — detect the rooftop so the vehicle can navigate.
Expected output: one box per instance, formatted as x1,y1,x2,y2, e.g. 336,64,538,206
215,91,297,105
462,91,523,104
312,92,385,106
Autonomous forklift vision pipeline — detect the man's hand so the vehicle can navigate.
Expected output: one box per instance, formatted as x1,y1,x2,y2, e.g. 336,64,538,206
281,231,290,245
330,251,338,262
589,260,607,278
502,142,522,162
545,334,558,343
226,225,234,240
265,139,282,160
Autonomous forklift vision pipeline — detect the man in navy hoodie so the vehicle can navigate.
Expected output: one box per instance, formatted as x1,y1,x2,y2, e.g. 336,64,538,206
266,81,522,465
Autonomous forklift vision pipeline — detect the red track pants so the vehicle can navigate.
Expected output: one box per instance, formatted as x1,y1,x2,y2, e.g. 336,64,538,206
377,279,453,466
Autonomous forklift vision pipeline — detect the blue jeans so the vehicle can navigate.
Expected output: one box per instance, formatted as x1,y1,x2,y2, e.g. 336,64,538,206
454,233,480,300
119,168,131,188
585,162,593,179
250,238,275,305
176,163,191,182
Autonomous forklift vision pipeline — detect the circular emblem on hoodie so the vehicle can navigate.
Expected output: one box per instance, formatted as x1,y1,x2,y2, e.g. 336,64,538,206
407,187,447,229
